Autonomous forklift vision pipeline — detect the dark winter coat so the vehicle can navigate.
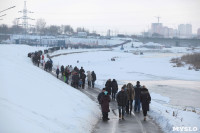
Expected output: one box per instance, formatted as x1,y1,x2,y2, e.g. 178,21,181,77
140,88,151,111
98,92,104,104
105,80,112,95
56,68,59,75
116,91,127,106
111,80,118,93
80,68,85,75
72,74,79,83
127,83,135,100
61,65,64,73
91,72,96,81
80,73,86,82
100,94,110,112
134,85,141,100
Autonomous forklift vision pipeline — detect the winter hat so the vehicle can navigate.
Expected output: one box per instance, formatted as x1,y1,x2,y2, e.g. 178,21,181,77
104,91,108,95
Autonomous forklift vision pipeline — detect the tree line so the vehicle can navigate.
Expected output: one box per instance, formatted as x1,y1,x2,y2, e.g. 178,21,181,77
0,18,90,36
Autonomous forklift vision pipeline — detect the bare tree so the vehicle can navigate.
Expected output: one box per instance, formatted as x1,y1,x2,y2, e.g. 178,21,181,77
48,25,60,35
36,18,46,35
64,25,74,34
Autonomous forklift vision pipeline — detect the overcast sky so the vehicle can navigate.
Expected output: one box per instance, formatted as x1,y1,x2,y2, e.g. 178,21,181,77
0,0,200,34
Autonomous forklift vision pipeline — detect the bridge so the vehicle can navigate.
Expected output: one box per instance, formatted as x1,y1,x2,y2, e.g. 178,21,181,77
135,37,200,47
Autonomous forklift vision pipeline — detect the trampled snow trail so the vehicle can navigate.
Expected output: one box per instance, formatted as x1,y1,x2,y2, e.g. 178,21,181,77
42,61,163,133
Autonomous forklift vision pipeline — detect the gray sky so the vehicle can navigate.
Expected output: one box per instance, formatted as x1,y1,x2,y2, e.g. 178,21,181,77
0,0,200,34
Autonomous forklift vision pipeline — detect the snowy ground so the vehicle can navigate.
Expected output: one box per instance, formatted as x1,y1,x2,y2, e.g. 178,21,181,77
51,42,200,133
0,44,100,133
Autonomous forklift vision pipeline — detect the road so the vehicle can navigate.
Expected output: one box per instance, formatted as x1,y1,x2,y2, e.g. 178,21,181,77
39,65,163,133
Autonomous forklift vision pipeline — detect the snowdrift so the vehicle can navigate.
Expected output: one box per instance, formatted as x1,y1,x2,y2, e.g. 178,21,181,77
0,44,99,133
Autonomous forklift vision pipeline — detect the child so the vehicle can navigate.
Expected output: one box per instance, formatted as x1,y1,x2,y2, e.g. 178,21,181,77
79,79,83,88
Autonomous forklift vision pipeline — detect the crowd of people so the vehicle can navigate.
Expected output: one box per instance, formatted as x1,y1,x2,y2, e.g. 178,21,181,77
56,65,97,89
29,51,151,122
98,80,151,121
29,51,97,89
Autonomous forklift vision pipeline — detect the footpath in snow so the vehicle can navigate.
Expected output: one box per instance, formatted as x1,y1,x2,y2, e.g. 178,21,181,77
50,43,200,133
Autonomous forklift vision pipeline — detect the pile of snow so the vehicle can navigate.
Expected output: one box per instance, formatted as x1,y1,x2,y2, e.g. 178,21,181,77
0,44,99,133
149,93,200,133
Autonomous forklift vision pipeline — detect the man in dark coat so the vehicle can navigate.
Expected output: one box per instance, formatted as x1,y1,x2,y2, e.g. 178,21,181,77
98,88,106,104
140,85,151,121
56,68,59,78
105,79,112,95
79,67,85,77
72,72,79,88
80,72,86,89
134,81,141,112
111,79,118,100
116,87,127,120
61,65,64,76
100,91,110,121
91,71,96,88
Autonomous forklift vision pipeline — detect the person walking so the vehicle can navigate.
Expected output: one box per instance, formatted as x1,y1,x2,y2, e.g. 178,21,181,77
87,71,92,88
80,72,86,89
111,79,118,100
126,83,135,114
61,65,64,76
100,91,111,121
79,67,85,77
140,85,151,121
91,71,96,88
56,67,59,78
134,81,141,112
116,86,127,120
105,79,112,95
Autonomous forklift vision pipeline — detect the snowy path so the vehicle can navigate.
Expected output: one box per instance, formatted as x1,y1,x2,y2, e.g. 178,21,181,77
39,66,163,133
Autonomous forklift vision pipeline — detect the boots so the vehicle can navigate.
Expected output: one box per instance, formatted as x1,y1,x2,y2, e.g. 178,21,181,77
144,116,146,121
122,115,125,120
119,113,121,120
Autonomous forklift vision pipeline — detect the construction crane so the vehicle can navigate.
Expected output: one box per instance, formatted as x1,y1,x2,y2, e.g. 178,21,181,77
155,16,161,24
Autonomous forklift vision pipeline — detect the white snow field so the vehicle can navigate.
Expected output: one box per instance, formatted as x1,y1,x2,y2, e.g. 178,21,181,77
51,42,200,133
0,44,99,133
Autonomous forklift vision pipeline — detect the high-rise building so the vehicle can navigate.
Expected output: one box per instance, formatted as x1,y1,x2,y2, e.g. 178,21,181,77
178,24,192,38
151,23,163,35
197,28,200,38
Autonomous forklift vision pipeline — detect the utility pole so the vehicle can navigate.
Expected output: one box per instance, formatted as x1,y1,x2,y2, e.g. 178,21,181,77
17,1,34,44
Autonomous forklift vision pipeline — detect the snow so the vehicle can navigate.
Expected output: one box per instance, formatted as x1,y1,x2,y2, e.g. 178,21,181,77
149,93,200,133
51,43,200,132
0,44,100,133
1,42,200,133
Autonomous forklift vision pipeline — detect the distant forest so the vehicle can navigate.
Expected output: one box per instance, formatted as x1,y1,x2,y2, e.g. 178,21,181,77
0,18,90,35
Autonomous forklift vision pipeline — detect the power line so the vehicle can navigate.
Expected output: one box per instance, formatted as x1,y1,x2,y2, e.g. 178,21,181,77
0,14,6,18
0,6,15,14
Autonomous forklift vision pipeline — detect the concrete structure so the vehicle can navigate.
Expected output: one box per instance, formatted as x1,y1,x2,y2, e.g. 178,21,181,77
136,37,200,47
178,24,192,38
151,23,163,35
77,32,87,37
197,28,200,38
